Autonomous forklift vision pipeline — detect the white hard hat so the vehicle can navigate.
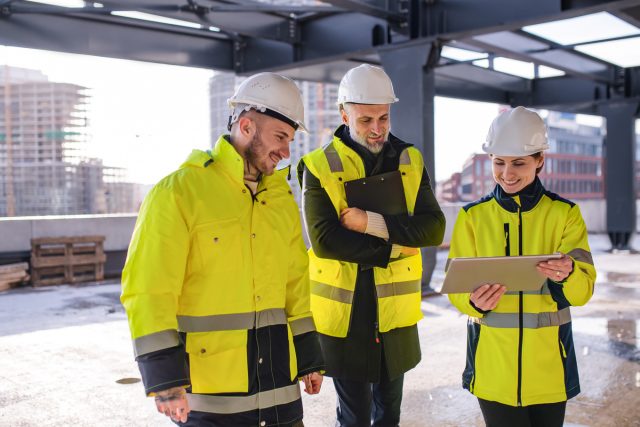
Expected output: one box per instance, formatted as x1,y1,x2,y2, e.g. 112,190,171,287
337,64,399,106
227,72,308,133
483,106,549,156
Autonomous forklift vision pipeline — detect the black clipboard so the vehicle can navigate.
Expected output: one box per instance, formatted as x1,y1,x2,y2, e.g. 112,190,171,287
344,170,407,215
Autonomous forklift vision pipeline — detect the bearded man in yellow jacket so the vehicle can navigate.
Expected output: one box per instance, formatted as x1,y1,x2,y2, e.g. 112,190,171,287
121,73,324,427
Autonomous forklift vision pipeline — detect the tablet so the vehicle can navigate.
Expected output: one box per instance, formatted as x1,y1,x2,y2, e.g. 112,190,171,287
439,253,563,294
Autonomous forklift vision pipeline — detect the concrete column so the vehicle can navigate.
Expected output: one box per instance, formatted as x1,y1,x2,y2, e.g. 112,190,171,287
601,102,638,250
380,43,440,293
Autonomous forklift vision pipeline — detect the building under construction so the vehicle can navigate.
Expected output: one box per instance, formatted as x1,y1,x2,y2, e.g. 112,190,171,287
0,66,142,216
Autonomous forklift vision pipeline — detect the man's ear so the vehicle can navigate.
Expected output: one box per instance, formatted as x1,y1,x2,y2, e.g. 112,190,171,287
340,107,349,126
237,115,255,138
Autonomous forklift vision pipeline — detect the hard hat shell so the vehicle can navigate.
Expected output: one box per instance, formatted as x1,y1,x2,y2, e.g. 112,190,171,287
227,72,308,133
337,64,399,106
483,106,549,156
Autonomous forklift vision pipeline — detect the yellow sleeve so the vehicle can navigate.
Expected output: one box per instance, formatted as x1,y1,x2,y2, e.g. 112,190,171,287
555,204,596,306
447,208,487,317
285,208,314,331
121,182,189,357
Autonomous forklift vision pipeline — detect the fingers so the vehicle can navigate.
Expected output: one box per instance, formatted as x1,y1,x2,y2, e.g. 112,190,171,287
537,255,573,281
311,373,323,394
301,373,323,395
155,388,190,423
302,375,312,394
470,284,506,311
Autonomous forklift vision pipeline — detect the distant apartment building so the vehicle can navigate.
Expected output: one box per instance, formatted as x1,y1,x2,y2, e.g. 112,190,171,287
0,66,142,216
438,111,626,202
209,72,341,203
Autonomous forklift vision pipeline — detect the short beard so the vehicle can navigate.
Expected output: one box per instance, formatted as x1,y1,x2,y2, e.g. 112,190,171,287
245,129,267,177
348,126,387,154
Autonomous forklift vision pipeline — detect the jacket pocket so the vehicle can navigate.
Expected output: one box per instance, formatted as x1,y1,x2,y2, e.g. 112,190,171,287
186,330,248,393
376,254,423,332
193,218,243,274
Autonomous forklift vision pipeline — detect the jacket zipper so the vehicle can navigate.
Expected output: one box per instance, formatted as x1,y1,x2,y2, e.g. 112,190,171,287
517,207,523,407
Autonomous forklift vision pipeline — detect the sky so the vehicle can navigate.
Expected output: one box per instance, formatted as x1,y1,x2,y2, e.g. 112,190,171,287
1,45,214,184
0,44,621,185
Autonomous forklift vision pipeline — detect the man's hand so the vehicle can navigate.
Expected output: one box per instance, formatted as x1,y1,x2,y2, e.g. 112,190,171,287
537,253,573,282
300,372,323,395
340,208,368,233
154,386,189,423
470,284,507,311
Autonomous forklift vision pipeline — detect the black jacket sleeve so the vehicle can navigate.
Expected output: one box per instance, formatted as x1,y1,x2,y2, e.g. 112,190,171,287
302,165,393,268
294,331,325,376
136,344,190,396
382,167,446,247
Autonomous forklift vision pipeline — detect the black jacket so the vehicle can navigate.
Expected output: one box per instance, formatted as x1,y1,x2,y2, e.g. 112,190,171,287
298,125,445,381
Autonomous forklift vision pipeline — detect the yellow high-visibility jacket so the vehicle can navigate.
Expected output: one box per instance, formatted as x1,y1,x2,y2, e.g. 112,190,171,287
301,135,425,338
448,178,596,407
121,136,322,424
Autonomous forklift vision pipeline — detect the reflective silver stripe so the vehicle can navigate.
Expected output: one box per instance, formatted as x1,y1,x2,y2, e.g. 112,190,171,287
471,307,571,329
177,308,286,332
506,282,551,296
188,384,301,415
567,248,594,265
133,329,179,357
289,316,316,336
324,144,344,172
399,149,411,165
256,308,288,329
376,280,421,298
311,281,353,304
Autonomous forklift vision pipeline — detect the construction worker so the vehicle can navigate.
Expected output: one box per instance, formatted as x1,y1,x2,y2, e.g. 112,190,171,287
297,64,445,426
121,72,324,427
448,107,596,427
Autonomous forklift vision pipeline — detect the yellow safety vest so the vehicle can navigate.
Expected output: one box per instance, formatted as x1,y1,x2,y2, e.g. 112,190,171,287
448,181,596,406
301,135,424,338
122,136,314,407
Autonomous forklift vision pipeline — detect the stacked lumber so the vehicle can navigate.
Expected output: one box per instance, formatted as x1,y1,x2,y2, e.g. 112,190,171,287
0,262,30,291
31,236,106,287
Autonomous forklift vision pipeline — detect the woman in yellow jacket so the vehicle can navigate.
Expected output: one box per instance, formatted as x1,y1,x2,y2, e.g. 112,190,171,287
448,107,596,427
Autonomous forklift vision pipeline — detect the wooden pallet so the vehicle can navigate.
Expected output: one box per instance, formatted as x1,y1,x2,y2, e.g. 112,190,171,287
30,236,106,286
0,262,30,291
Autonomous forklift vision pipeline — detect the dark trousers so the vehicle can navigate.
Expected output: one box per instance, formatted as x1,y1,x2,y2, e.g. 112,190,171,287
478,398,567,427
333,374,404,427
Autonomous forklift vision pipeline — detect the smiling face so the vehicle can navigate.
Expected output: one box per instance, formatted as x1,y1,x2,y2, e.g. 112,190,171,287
341,103,390,153
491,154,544,194
242,113,295,176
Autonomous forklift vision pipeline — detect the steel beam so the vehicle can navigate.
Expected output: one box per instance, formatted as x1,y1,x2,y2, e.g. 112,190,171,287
0,12,234,70
600,102,639,250
380,43,438,293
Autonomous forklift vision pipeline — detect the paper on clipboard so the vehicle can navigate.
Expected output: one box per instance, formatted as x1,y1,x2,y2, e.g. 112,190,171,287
439,253,563,294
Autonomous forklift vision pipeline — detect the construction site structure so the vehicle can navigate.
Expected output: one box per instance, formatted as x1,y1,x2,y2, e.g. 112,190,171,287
0,66,144,216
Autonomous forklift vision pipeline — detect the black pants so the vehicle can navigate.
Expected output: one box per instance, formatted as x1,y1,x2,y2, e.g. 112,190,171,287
478,398,567,427
333,373,404,427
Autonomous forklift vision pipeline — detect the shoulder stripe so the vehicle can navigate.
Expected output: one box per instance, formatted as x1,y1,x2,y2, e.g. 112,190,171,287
323,143,344,173
463,193,495,212
544,191,575,208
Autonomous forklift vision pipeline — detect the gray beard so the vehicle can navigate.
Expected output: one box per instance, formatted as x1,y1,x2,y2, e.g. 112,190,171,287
349,127,387,154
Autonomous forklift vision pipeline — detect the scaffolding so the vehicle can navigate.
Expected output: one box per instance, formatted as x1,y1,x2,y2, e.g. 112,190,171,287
0,66,141,216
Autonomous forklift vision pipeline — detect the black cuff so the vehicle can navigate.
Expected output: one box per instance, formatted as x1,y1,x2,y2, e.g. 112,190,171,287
137,345,190,395
469,299,492,315
293,331,325,377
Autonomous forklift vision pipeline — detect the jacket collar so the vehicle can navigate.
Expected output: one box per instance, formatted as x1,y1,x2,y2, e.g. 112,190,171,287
492,176,545,213
209,134,289,186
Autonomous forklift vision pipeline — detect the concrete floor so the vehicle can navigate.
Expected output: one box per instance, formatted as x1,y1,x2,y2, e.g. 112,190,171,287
0,234,638,427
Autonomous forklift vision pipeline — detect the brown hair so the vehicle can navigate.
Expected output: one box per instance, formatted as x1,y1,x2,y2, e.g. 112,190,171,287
531,152,544,175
